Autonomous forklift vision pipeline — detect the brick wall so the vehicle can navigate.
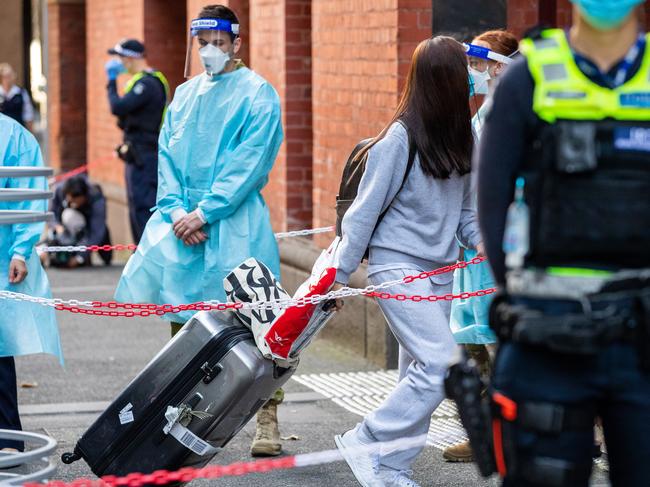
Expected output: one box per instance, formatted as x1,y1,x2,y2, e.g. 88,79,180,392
398,0,433,91
47,0,86,172
283,0,312,230
250,0,287,230
144,0,187,94
312,0,432,246
312,0,397,243
0,0,25,87
86,0,144,188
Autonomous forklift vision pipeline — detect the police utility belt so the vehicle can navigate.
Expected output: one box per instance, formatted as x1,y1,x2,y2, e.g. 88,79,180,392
491,274,650,359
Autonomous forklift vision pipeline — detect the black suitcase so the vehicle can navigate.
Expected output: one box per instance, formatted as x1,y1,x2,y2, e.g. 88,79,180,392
62,310,295,479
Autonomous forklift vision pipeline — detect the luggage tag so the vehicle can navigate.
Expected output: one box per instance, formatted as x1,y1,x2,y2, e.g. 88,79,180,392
163,405,219,457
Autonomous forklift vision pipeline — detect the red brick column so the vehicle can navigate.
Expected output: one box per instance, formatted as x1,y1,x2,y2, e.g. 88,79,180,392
249,0,287,230
398,0,432,92
144,0,187,94
312,0,432,245
47,0,87,172
248,0,312,231
282,0,312,230
86,0,144,188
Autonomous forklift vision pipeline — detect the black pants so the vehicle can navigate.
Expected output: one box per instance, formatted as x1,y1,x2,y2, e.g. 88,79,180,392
0,357,23,451
124,145,157,244
493,298,650,486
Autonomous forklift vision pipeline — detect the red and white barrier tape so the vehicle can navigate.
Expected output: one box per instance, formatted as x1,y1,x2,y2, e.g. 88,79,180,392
0,258,492,317
36,227,335,254
49,154,119,185
25,434,429,487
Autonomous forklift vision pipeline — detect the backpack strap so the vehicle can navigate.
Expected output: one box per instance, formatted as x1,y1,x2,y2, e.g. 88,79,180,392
375,123,417,228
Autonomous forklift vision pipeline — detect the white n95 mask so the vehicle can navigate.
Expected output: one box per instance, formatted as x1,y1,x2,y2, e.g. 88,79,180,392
469,66,491,96
199,44,230,76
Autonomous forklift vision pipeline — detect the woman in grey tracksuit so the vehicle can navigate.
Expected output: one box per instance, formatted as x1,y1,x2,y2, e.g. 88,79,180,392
332,36,483,487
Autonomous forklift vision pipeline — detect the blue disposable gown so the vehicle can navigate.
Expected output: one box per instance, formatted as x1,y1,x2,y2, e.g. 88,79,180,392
450,105,497,345
115,68,283,322
0,114,63,363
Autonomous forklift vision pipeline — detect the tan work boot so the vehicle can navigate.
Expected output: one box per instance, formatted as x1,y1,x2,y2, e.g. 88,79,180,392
250,400,282,457
443,440,474,463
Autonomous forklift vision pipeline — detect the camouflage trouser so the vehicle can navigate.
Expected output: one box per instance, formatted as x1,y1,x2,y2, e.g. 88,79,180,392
170,322,284,405
465,344,492,395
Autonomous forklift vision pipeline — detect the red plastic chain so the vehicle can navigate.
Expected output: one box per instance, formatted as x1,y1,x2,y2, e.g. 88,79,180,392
366,288,497,302
50,154,118,185
26,456,298,487
84,244,138,252
47,258,489,317
50,164,88,184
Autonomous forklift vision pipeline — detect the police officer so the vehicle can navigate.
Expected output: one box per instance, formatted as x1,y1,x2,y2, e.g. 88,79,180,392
476,0,650,485
0,63,35,132
105,39,169,243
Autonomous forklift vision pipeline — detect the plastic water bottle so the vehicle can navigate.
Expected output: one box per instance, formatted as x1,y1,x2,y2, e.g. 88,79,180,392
503,177,530,269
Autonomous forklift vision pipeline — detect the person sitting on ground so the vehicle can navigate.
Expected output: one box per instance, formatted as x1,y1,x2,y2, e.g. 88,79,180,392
47,176,112,268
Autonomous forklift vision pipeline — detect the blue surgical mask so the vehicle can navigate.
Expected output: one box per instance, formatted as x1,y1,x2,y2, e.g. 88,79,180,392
570,0,644,31
469,71,476,98
469,67,491,96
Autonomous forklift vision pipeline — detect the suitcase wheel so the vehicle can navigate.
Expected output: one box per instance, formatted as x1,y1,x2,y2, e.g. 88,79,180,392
61,452,81,464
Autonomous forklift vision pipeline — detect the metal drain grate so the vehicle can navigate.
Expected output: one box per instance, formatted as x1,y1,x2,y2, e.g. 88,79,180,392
293,370,468,450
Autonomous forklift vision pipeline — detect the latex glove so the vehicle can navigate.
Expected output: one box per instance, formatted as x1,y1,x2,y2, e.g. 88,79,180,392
476,242,486,258
182,230,209,247
173,209,205,241
8,258,28,284
105,59,125,81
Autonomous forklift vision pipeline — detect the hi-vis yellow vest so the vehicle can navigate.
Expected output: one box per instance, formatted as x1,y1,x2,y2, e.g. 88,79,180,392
124,70,170,127
520,29,650,123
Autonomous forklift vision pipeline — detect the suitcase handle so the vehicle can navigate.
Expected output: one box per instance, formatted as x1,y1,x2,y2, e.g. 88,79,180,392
201,362,223,384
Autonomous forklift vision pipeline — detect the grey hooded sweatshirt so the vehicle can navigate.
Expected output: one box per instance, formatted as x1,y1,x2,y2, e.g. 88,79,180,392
336,122,481,284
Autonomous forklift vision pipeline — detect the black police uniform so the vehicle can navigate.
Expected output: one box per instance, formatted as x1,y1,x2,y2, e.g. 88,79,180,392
475,31,650,487
107,71,166,243
0,88,28,127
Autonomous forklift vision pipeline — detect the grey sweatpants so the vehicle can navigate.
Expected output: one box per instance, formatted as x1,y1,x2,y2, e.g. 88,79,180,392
356,265,457,472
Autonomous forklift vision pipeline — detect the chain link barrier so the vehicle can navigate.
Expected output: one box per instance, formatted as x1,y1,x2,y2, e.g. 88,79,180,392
0,257,489,317
37,227,335,254
48,154,119,185
25,434,428,487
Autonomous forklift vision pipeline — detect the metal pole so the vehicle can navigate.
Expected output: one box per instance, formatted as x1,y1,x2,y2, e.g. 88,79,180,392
0,429,58,486
0,211,53,225
0,189,53,202
0,167,53,178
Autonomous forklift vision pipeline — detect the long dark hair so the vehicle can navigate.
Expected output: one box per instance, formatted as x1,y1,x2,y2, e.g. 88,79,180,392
357,36,473,179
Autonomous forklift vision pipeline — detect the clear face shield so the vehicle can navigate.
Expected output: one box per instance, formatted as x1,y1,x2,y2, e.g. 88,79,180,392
464,43,515,96
184,18,240,78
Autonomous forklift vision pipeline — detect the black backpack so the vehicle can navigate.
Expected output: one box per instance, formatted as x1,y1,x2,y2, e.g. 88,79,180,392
335,125,417,240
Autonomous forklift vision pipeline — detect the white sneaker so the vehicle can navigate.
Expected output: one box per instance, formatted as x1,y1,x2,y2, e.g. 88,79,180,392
380,469,421,487
334,429,385,487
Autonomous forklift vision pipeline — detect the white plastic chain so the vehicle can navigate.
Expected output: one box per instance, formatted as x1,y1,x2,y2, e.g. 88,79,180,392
0,269,405,313
36,226,335,253
0,290,94,308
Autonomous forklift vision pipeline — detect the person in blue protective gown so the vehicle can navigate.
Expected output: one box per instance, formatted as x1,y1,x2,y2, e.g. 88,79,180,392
114,8,282,327
450,30,519,348
444,30,519,464
114,4,285,458
0,113,63,451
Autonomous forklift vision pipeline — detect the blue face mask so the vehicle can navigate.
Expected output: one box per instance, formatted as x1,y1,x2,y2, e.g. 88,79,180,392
570,0,645,31
468,71,476,98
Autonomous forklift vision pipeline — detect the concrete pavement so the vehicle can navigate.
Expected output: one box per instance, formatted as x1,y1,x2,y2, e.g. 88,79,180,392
12,264,609,486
